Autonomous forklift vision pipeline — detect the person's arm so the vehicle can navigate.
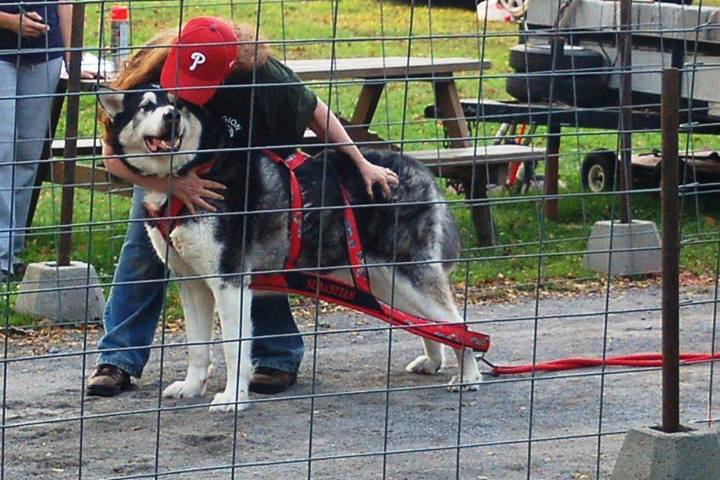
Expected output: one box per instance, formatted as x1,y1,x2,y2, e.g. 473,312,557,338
57,2,96,79
0,10,48,38
307,98,398,199
103,143,226,214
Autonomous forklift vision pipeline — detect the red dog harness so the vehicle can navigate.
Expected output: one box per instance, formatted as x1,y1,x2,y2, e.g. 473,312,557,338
148,150,490,353
146,160,216,240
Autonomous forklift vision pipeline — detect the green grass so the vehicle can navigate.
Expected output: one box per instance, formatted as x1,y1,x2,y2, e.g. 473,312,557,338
10,0,720,325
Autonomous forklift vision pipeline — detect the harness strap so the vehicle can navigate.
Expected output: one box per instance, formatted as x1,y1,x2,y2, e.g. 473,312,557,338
340,188,371,293
250,271,491,352
250,151,490,353
147,159,216,240
262,150,309,270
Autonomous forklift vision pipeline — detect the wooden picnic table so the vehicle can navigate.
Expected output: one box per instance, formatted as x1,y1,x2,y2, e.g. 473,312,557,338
287,57,490,149
38,55,506,251
283,56,502,246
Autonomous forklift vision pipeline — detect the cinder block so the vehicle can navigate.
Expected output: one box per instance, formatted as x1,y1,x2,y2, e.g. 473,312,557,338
14,261,105,324
612,425,720,480
583,220,661,276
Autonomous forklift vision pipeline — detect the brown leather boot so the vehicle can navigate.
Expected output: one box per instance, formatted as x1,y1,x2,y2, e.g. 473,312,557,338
249,367,297,394
87,364,132,397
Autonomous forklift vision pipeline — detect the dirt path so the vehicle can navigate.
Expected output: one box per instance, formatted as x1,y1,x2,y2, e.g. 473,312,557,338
2,283,719,479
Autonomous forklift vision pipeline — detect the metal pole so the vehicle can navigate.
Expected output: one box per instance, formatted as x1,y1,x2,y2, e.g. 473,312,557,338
661,67,680,434
58,3,85,266
618,0,633,224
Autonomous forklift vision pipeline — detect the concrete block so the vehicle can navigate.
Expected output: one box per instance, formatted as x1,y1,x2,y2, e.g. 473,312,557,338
583,220,661,276
612,425,720,480
14,261,105,324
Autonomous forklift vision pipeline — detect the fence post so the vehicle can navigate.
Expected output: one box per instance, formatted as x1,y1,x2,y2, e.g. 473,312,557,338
618,0,633,224
58,2,85,266
612,65,720,480
661,67,680,434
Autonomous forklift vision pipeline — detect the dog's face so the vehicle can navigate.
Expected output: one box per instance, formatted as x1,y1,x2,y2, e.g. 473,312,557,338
98,85,203,177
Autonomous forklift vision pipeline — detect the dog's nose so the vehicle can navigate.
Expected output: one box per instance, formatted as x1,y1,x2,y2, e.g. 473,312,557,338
163,108,181,126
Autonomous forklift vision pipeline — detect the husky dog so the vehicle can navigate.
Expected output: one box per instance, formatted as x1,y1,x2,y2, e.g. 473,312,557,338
98,85,482,413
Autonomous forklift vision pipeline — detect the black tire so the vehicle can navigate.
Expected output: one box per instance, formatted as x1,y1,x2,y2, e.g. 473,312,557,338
508,43,606,73
505,73,608,107
505,74,551,103
557,75,608,107
581,149,617,192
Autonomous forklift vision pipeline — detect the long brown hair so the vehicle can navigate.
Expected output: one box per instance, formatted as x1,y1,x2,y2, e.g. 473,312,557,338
101,21,270,139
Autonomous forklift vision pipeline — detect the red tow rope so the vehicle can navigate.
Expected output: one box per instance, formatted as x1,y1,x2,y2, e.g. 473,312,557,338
489,352,720,376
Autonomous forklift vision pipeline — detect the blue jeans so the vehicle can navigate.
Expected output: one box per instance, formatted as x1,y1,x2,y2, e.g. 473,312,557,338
0,58,62,273
97,187,304,378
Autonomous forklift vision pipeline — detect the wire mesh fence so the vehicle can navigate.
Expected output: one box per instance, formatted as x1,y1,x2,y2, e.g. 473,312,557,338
0,0,719,478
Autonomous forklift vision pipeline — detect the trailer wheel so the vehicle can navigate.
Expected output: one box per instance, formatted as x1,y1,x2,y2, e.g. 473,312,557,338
506,73,607,107
508,44,606,73
505,74,551,103
581,150,617,192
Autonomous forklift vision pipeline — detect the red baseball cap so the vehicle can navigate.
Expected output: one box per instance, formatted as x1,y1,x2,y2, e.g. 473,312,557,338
160,17,238,106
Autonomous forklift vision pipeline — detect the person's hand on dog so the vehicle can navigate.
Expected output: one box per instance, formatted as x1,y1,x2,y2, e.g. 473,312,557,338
170,167,226,215
357,159,399,200
102,142,226,214
1,11,49,38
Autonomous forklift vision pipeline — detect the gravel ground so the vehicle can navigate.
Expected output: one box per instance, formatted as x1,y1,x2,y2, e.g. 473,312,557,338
2,282,719,479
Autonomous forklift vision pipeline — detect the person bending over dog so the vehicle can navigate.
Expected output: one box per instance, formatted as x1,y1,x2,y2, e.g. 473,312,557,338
87,16,399,396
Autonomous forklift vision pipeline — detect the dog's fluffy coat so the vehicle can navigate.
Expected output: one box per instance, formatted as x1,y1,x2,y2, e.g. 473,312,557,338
99,85,482,412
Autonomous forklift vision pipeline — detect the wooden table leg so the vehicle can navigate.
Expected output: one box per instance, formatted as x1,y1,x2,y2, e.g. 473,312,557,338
463,171,494,247
434,78,494,245
433,79,470,148
544,121,561,221
351,82,385,127
345,82,385,147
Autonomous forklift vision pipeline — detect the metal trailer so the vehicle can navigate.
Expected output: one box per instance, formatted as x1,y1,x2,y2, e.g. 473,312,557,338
430,0,720,192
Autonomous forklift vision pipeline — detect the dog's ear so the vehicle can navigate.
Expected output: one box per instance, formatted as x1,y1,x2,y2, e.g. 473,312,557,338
97,87,124,119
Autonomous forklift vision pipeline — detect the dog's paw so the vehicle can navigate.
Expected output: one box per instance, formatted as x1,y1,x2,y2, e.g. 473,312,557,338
447,373,482,392
209,391,248,413
162,380,205,399
405,355,442,375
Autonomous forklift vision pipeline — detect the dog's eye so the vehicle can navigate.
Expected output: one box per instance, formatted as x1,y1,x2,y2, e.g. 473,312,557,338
141,102,155,112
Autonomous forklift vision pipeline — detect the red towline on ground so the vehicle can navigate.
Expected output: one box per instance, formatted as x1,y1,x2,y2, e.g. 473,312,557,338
488,352,720,376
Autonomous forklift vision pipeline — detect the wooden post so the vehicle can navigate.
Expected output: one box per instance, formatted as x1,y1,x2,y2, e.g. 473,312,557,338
544,121,561,220
58,3,85,266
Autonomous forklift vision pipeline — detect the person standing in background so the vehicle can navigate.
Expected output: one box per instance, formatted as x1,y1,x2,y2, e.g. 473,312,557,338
0,1,93,281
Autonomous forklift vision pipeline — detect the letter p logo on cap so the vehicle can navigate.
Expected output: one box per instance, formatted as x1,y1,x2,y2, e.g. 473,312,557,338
189,52,207,71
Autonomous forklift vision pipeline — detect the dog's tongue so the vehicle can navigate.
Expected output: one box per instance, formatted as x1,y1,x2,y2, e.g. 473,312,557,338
148,137,163,150
146,136,177,152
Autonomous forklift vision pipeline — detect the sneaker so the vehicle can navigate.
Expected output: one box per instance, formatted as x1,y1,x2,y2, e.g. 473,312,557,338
86,364,132,397
249,366,297,394
0,264,27,283
12,262,26,279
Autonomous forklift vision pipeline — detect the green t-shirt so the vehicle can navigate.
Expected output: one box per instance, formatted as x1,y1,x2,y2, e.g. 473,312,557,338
205,57,318,149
